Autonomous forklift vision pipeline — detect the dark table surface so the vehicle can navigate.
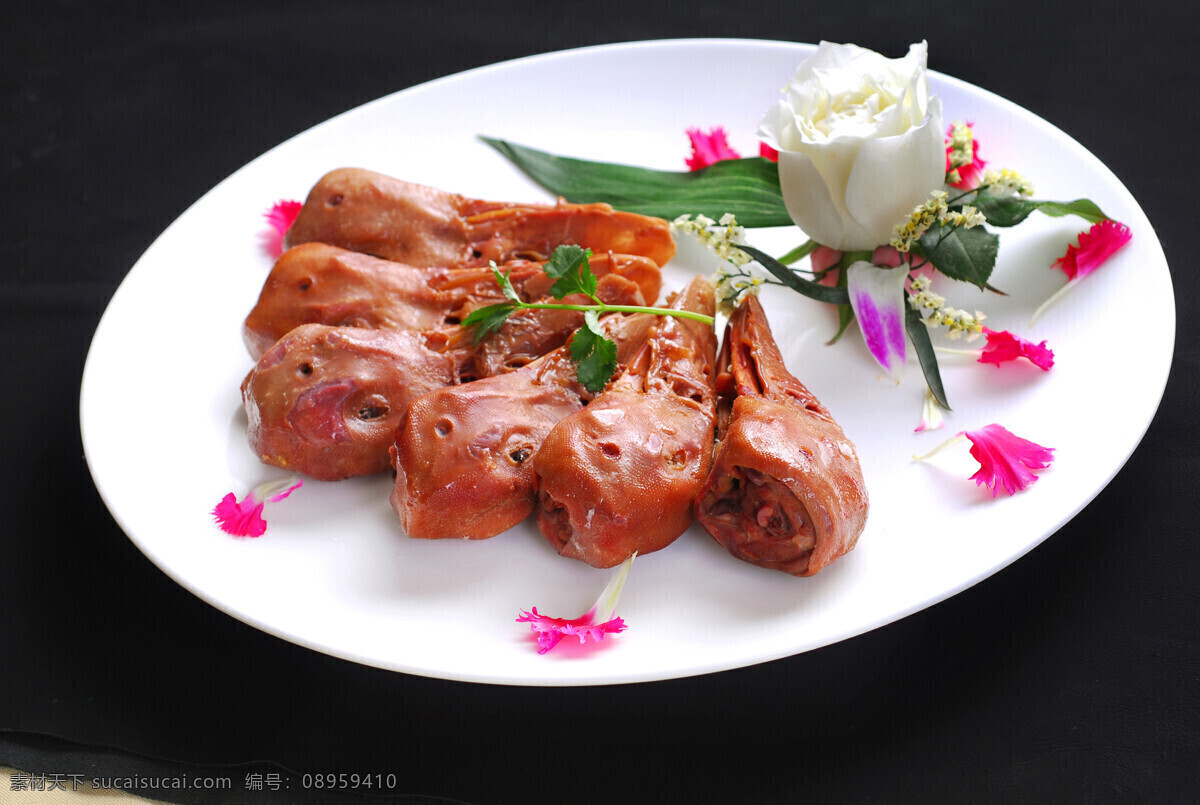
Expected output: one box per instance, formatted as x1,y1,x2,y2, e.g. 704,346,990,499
4,1,1197,803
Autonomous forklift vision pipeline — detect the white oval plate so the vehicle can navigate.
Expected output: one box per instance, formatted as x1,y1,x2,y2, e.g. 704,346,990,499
80,39,1173,685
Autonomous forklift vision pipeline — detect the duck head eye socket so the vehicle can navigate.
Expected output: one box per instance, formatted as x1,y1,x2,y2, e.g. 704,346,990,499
357,403,389,420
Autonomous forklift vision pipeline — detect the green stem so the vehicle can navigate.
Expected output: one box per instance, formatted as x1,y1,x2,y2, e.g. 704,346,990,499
933,346,982,358
514,301,714,326
840,249,874,267
946,187,980,206
912,432,967,462
774,239,818,265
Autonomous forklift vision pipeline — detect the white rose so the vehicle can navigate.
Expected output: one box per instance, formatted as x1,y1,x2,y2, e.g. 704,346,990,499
758,41,945,251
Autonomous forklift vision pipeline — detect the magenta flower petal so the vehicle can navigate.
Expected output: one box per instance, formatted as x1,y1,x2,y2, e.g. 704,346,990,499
515,608,628,655
262,199,303,258
213,476,303,537
871,245,903,268
978,328,1055,370
944,121,986,190
1033,218,1132,324
810,245,843,277
847,261,909,380
685,127,741,171
963,424,1055,497
213,493,269,537
261,477,303,503
517,554,634,654
1053,218,1132,281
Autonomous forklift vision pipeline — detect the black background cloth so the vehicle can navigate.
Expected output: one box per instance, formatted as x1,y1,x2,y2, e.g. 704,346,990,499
3,1,1197,803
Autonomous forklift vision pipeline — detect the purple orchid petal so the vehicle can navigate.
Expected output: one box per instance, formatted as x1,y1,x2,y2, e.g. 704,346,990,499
847,261,909,380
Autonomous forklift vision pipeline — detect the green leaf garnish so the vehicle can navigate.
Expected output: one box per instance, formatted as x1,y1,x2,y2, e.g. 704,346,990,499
490,265,522,303
570,310,619,392
917,223,1000,288
774,239,820,266
905,305,950,410
481,137,792,228
737,245,851,305
463,245,714,390
956,188,1108,228
462,302,519,343
828,262,855,345
542,245,598,300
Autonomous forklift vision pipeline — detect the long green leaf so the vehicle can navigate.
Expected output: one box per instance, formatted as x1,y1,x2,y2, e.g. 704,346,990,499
905,305,950,410
738,245,851,305
964,190,1108,228
828,265,855,345
481,137,793,228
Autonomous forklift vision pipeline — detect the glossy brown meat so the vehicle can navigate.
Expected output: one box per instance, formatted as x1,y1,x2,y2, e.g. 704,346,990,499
694,295,868,577
532,276,718,568
282,168,676,268
390,312,655,540
241,275,650,482
465,270,648,379
242,325,467,482
242,242,662,359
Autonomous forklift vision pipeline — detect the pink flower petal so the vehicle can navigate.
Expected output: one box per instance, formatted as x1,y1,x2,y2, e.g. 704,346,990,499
1033,219,1132,324
262,199,303,258
517,553,634,654
213,492,269,538
759,142,779,162
978,327,1055,370
914,391,944,433
1053,219,1132,282
847,261,909,380
810,245,843,281
261,477,303,503
213,476,303,537
953,153,987,190
515,608,628,655
945,121,986,190
963,424,1055,497
685,127,741,171
871,245,903,268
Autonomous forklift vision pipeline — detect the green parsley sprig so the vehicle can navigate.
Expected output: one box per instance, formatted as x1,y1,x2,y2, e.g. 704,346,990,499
462,245,714,392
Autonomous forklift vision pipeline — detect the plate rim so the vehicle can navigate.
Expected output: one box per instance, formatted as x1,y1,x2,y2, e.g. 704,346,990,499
79,37,1176,686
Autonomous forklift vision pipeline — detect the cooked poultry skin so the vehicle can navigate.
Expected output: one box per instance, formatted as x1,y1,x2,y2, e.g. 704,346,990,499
242,325,466,482
242,272,649,482
532,276,718,568
243,243,663,360
283,168,676,269
391,312,655,540
694,295,868,576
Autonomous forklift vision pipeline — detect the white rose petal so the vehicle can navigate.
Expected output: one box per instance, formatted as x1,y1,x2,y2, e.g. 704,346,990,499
759,41,945,251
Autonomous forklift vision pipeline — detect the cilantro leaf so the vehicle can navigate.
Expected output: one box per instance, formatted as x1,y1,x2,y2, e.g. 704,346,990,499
462,302,518,343
544,245,598,300
490,265,522,303
569,310,618,392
